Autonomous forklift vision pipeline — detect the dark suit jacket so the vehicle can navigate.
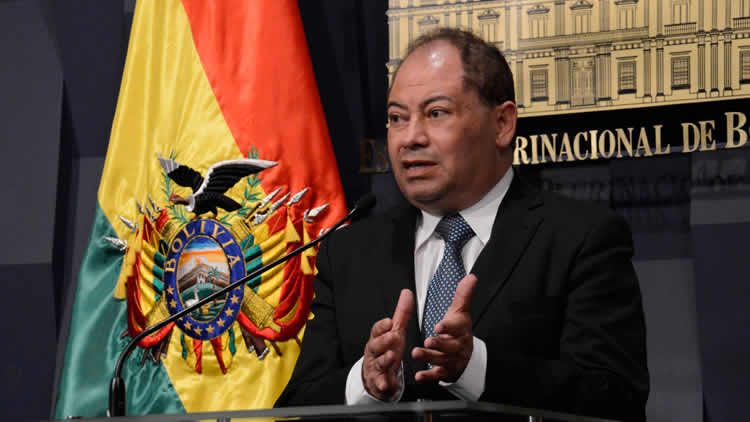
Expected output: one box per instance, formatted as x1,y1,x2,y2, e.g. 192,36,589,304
278,177,649,421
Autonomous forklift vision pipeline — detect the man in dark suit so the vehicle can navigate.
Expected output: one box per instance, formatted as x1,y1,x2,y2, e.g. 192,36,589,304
277,28,649,421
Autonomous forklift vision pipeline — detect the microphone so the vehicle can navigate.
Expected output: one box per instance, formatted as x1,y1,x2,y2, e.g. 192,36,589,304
108,193,375,416
350,193,375,220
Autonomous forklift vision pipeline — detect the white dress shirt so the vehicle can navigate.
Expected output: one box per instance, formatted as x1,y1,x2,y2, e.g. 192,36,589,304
345,168,514,404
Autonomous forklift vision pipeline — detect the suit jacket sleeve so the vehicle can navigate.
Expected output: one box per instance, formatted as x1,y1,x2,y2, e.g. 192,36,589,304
276,235,349,406
480,211,649,421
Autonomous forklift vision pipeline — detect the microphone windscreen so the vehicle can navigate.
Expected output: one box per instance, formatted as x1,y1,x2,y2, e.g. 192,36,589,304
352,193,376,219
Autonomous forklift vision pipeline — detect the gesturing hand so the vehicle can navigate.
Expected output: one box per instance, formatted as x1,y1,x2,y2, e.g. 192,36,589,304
413,274,477,383
362,289,415,400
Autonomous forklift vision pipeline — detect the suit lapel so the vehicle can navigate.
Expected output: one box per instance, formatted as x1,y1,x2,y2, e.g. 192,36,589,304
382,206,425,380
381,205,417,311
383,206,422,339
469,176,544,326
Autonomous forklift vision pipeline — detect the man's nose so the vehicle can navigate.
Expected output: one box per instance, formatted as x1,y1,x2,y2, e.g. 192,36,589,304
403,117,428,149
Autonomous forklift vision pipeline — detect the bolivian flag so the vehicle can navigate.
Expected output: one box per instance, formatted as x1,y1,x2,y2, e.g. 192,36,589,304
54,0,346,417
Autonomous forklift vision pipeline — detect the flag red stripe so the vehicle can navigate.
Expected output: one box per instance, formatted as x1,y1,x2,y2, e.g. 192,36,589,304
180,0,346,234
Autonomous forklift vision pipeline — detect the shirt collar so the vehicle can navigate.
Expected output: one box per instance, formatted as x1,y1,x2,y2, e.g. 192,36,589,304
415,167,514,250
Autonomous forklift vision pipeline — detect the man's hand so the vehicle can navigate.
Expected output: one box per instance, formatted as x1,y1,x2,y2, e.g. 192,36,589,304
362,289,414,400
413,274,477,383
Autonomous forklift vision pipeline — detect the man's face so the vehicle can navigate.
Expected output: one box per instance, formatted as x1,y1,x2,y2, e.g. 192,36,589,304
387,41,514,215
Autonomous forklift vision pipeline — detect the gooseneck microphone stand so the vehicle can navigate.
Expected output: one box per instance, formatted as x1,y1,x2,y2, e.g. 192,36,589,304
108,194,375,417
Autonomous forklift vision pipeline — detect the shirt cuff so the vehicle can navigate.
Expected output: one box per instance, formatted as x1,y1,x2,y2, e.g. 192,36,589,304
345,356,405,405
439,336,486,401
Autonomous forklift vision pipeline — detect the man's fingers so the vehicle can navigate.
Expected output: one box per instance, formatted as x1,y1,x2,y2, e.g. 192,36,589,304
414,365,447,383
370,318,393,339
366,330,400,357
448,274,478,313
362,291,413,400
372,349,397,371
423,335,463,354
411,278,475,386
434,312,471,336
411,346,448,364
365,350,402,399
391,289,414,331
412,342,467,361
376,374,389,392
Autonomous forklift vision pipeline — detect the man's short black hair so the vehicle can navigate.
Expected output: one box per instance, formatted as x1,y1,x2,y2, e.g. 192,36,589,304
392,27,515,107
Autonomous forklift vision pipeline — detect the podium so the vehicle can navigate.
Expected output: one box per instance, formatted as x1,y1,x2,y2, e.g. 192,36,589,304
51,400,620,421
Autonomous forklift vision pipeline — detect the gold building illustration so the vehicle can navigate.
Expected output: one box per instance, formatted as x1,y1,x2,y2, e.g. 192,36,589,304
387,0,750,116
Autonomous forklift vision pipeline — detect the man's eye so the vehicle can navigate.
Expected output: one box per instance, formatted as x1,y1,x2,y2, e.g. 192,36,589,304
427,109,446,118
387,114,405,126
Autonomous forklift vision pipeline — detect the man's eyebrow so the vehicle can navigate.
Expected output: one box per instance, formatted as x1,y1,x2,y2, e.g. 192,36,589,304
386,101,407,110
387,95,454,111
420,95,453,109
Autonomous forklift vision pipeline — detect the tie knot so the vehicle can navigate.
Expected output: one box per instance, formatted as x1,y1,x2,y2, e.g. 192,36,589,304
435,214,474,249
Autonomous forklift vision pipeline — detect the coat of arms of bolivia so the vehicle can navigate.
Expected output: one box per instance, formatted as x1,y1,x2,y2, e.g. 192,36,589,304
104,149,330,374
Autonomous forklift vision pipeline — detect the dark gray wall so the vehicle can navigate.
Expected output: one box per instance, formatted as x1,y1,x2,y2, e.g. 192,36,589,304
0,1,62,421
0,0,123,420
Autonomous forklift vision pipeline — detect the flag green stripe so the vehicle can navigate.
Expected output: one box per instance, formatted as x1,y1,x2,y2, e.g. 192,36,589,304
243,244,261,262
228,326,236,356
154,251,165,268
244,245,264,289
54,203,185,418
153,277,165,293
153,266,164,284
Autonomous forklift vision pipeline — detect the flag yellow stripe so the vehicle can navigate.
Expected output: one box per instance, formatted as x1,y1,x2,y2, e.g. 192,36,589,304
98,0,248,236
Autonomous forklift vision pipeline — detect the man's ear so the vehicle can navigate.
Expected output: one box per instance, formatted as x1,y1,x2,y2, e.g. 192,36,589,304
494,101,518,150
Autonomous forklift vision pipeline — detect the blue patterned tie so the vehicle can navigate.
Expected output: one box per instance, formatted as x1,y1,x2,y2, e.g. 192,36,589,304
422,214,475,339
